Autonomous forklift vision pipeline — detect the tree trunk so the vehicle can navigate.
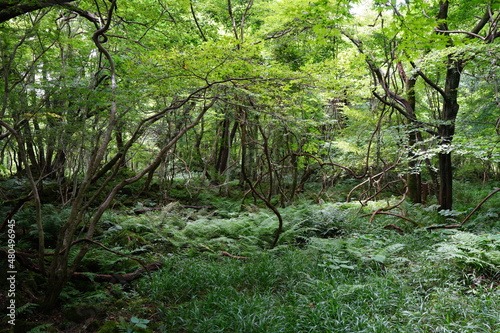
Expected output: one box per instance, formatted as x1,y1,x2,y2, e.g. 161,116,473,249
42,256,70,310
437,59,464,210
438,151,453,210
405,76,423,203
215,117,231,177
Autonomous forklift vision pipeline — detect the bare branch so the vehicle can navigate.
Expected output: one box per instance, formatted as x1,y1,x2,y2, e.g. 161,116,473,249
434,28,486,40
460,188,500,226
61,3,99,27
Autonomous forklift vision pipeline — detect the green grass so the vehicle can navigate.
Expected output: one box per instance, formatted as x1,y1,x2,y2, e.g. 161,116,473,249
19,182,499,333
105,191,498,333
134,232,499,332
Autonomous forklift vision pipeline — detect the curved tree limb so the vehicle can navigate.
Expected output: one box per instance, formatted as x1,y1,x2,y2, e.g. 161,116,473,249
434,28,486,40
240,107,283,249
347,161,401,203
383,224,404,234
61,3,99,27
0,0,75,23
371,211,419,227
409,62,447,99
367,181,413,225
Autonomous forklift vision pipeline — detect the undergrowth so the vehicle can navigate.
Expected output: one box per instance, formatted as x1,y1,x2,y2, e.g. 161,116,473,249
97,194,499,333
134,238,499,332
6,181,500,332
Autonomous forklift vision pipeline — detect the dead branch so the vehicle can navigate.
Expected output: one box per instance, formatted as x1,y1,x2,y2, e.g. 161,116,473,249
376,179,407,210
460,187,500,226
383,224,404,234
362,179,403,205
221,251,250,260
347,163,401,202
366,184,420,227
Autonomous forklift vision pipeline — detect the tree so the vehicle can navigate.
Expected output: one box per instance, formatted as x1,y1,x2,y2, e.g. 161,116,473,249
0,0,224,309
346,0,500,209
3,0,499,313
0,1,77,23
1,0,337,308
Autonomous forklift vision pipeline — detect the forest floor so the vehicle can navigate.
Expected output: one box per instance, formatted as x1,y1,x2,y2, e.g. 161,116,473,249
6,181,500,332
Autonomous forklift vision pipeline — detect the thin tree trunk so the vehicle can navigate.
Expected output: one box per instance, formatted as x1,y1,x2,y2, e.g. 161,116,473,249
438,58,463,210
215,117,231,176
405,76,423,203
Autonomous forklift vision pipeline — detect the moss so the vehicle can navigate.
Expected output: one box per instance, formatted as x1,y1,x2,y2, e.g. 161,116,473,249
114,299,127,309
97,321,120,333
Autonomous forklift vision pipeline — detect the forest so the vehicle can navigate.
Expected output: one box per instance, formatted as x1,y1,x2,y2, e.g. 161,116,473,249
0,0,499,332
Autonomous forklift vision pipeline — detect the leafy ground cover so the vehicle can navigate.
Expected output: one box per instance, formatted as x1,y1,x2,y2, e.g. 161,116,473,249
9,182,500,332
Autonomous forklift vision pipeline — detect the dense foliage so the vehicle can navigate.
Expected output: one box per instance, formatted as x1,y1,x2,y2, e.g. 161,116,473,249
0,0,499,331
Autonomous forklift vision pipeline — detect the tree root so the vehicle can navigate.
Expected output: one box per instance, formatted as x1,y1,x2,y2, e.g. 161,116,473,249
421,188,500,231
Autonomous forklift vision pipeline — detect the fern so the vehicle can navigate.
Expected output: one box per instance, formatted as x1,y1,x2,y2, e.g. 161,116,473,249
26,324,53,333
433,231,500,278
15,302,38,315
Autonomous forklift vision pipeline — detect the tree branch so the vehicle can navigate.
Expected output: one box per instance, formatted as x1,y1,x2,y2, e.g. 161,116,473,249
0,0,75,23
190,0,207,42
61,3,99,27
410,61,447,99
434,28,486,40
460,188,500,226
